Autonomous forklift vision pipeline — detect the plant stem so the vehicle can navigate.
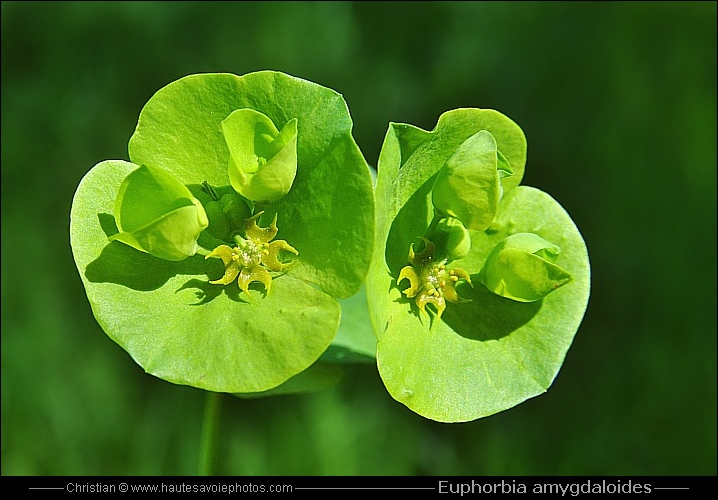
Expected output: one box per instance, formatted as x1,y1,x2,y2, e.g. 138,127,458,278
198,391,222,476
426,212,442,237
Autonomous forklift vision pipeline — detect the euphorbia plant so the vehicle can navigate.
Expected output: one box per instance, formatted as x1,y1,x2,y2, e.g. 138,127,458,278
71,71,589,472
366,109,590,423
70,71,376,404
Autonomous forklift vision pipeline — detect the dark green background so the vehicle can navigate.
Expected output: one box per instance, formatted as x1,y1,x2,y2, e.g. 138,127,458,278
2,1,715,475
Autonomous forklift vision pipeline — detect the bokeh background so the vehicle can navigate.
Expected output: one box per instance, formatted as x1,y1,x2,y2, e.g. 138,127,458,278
2,1,715,475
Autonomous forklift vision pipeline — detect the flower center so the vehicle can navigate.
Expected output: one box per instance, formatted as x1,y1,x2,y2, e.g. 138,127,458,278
422,261,447,293
398,237,472,319
233,237,265,268
205,210,298,297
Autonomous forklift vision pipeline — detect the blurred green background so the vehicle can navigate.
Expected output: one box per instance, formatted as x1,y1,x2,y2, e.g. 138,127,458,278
2,1,715,475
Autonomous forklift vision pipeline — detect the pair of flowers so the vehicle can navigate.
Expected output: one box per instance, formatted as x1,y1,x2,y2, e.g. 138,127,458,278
70,71,590,423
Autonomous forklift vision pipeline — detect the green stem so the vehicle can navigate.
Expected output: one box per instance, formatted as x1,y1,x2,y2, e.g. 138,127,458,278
425,212,443,237
252,201,268,216
201,181,220,201
198,391,222,476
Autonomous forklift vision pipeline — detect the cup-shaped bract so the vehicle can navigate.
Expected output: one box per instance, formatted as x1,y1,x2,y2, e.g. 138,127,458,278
222,108,298,204
431,130,513,232
480,232,573,302
109,164,208,261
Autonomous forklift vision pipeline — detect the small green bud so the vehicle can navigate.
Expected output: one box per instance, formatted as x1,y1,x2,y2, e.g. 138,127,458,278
479,232,572,302
220,192,251,230
222,108,298,203
109,164,209,261
427,217,471,262
432,130,514,231
203,200,232,241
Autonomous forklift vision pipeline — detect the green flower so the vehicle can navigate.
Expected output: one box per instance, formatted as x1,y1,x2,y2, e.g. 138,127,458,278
109,164,208,261
206,211,298,296
431,130,513,231
397,237,472,320
480,232,572,302
222,108,298,204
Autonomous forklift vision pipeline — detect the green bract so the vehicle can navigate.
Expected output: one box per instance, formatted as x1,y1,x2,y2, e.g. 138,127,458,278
70,71,375,394
223,109,298,203
480,232,572,302
432,129,514,231
367,109,590,422
109,164,209,261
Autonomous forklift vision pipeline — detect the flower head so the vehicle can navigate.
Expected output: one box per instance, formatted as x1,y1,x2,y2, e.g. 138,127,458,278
222,108,298,203
110,164,208,261
205,211,298,297
432,130,513,232
398,237,472,320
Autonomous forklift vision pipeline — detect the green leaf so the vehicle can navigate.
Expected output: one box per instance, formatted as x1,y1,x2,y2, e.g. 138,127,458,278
322,284,377,363
222,108,298,203
432,130,502,231
368,114,589,422
71,72,374,393
109,164,208,261
128,71,374,299
479,233,572,302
